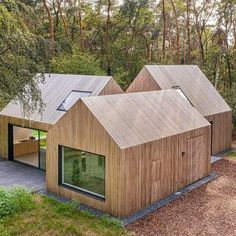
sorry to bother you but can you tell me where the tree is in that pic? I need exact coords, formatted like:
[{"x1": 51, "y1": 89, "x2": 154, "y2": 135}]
[
  {"x1": 170, "y1": 0, "x2": 180, "y2": 64},
  {"x1": 162, "y1": 0, "x2": 166, "y2": 60},
  {"x1": 43, "y1": 0, "x2": 55, "y2": 57},
  {"x1": 0, "y1": 0, "x2": 235, "y2": 125},
  {"x1": 51, "y1": 47, "x2": 105, "y2": 75},
  {"x1": 0, "y1": 0, "x2": 49, "y2": 117},
  {"x1": 186, "y1": 0, "x2": 191, "y2": 63}
]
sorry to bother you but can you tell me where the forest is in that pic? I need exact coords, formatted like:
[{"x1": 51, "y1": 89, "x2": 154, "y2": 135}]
[{"x1": 0, "y1": 0, "x2": 235, "y2": 125}]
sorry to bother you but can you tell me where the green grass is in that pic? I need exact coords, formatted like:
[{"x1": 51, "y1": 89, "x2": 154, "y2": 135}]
[
  {"x1": 0, "y1": 188, "x2": 128, "y2": 236},
  {"x1": 0, "y1": 187, "x2": 34, "y2": 218},
  {"x1": 227, "y1": 151, "x2": 236, "y2": 160}
]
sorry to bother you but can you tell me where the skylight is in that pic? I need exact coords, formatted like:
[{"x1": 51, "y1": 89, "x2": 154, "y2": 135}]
[
  {"x1": 57, "y1": 91, "x2": 91, "y2": 112},
  {"x1": 172, "y1": 86, "x2": 193, "y2": 105}
]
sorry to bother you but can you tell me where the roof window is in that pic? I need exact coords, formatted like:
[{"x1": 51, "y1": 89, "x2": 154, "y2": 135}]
[
  {"x1": 172, "y1": 86, "x2": 193, "y2": 106},
  {"x1": 57, "y1": 91, "x2": 91, "y2": 111}
]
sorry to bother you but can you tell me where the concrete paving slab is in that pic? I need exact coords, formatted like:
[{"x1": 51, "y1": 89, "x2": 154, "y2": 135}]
[{"x1": 0, "y1": 159, "x2": 46, "y2": 191}]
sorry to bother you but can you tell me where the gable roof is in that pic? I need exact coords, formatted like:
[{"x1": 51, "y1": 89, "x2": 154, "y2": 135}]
[
  {"x1": 143, "y1": 65, "x2": 231, "y2": 117},
  {"x1": 82, "y1": 90, "x2": 210, "y2": 149},
  {"x1": 0, "y1": 73, "x2": 119, "y2": 124}
]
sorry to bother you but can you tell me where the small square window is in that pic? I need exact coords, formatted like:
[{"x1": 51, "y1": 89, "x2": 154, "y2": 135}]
[{"x1": 57, "y1": 91, "x2": 91, "y2": 111}]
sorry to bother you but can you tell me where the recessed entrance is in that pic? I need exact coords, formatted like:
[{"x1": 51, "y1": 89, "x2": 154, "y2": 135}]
[
  {"x1": 8, "y1": 124, "x2": 47, "y2": 170},
  {"x1": 210, "y1": 121, "x2": 213, "y2": 155}
]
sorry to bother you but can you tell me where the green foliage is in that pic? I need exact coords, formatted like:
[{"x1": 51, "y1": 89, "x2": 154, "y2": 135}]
[
  {"x1": 101, "y1": 214, "x2": 123, "y2": 227},
  {"x1": 51, "y1": 48, "x2": 105, "y2": 75},
  {"x1": 0, "y1": 0, "x2": 49, "y2": 116},
  {"x1": 228, "y1": 152, "x2": 236, "y2": 160},
  {"x1": 222, "y1": 84, "x2": 236, "y2": 127},
  {"x1": 0, "y1": 186, "x2": 35, "y2": 218},
  {"x1": 68, "y1": 199, "x2": 80, "y2": 209},
  {"x1": 0, "y1": 194, "x2": 128, "y2": 235},
  {"x1": 0, "y1": 0, "x2": 236, "y2": 126}
]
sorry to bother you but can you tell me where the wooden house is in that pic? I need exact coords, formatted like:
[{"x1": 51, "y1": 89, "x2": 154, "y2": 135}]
[
  {"x1": 126, "y1": 65, "x2": 232, "y2": 154},
  {"x1": 46, "y1": 90, "x2": 211, "y2": 217},
  {"x1": 0, "y1": 74, "x2": 123, "y2": 169}
]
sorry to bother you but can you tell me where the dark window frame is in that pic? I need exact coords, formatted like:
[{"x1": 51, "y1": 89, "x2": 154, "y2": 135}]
[
  {"x1": 58, "y1": 145, "x2": 106, "y2": 201},
  {"x1": 57, "y1": 90, "x2": 92, "y2": 112}
]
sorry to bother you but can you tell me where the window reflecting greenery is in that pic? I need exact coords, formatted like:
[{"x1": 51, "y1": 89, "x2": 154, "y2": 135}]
[
  {"x1": 39, "y1": 131, "x2": 47, "y2": 171},
  {"x1": 61, "y1": 146, "x2": 105, "y2": 198}
]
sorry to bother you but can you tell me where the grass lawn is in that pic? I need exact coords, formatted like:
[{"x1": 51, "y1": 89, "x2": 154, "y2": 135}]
[
  {"x1": 0, "y1": 192, "x2": 129, "y2": 236},
  {"x1": 227, "y1": 151, "x2": 236, "y2": 160}
]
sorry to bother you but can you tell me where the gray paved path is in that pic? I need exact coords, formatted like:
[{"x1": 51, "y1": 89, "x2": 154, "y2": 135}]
[{"x1": 0, "y1": 159, "x2": 46, "y2": 191}]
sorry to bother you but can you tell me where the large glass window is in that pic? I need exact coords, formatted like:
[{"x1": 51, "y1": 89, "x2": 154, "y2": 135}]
[
  {"x1": 60, "y1": 146, "x2": 105, "y2": 199},
  {"x1": 57, "y1": 91, "x2": 91, "y2": 111}
]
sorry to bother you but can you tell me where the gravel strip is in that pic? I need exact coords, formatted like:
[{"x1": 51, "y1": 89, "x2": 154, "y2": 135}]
[{"x1": 127, "y1": 156, "x2": 236, "y2": 236}]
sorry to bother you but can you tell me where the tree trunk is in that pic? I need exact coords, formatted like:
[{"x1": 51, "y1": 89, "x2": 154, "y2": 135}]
[
  {"x1": 186, "y1": 0, "x2": 191, "y2": 63},
  {"x1": 56, "y1": 0, "x2": 69, "y2": 39},
  {"x1": 234, "y1": 20, "x2": 236, "y2": 50},
  {"x1": 170, "y1": 0, "x2": 180, "y2": 64},
  {"x1": 140, "y1": 34, "x2": 150, "y2": 61},
  {"x1": 225, "y1": 49, "x2": 232, "y2": 88},
  {"x1": 52, "y1": 2, "x2": 59, "y2": 39},
  {"x1": 195, "y1": 16, "x2": 204, "y2": 68},
  {"x1": 43, "y1": 0, "x2": 55, "y2": 57},
  {"x1": 77, "y1": 4, "x2": 85, "y2": 52},
  {"x1": 162, "y1": 0, "x2": 166, "y2": 60},
  {"x1": 105, "y1": 0, "x2": 111, "y2": 74},
  {"x1": 224, "y1": 25, "x2": 232, "y2": 88},
  {"x1": 214, "y1": 62, "x2": 220, "y2": 89}
]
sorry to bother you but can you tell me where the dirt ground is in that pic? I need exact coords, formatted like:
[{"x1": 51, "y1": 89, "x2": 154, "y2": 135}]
[{"x1": 127, "y1": 153, "x2": 236, "y2": 236}]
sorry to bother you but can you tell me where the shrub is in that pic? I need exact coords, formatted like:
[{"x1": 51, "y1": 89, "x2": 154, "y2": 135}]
[
  {"x1": 101, "y1": 214, "x2": 123, "y2": 227},
  {"x1": 0, "y1": 187, "x2": 35, "y2": 218},
  {"x1": 68, "y1": 199, "x2": 80, "y2": 209}
]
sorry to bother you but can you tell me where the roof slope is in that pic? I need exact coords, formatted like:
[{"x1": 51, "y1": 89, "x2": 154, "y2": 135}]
[
  {"x1": 0, "y1": 74, "x2": 115, "y2": 124},
  {"x1": 82, "y1": 90, "x2": 210, "y2": 149},
  {"x1": 145, "y1": 65, "x2": 231, "y2": 117}
]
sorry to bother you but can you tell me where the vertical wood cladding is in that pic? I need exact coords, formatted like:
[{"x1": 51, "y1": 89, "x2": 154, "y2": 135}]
[{"x1": 206, "y1": 111, "x2": 232, "y2": 154}]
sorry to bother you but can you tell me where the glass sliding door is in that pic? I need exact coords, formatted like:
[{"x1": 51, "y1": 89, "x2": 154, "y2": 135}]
[
  {"x1": 9, "y1": 124, "x2": 47, "y2": 170},
  {"x1": 39, "y1": 131, "x2": 47, "y2": 171},
  {"x1": 12, "y1": 126, "x2": 39, "y2": 167}
]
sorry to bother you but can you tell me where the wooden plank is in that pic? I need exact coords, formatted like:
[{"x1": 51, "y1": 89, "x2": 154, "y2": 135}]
[
  {"x1": 99, "y1": 78, "x2": 124, "y2": 95},
  {"x1": 14, "y1": 140, "x2": 38, "y2": 157},
  {"x1": 206, "y1": 111, "x2": 232, "y2": 154},
  {"x1": 126, "y1": 67, "x2": 160, "y2": 93},
  {"x1": 151, "y1": 160, "x2": 161, "y2": 182},
  {"x1": 120, "y1": 126, "x2": 211, "y2": 217}
]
